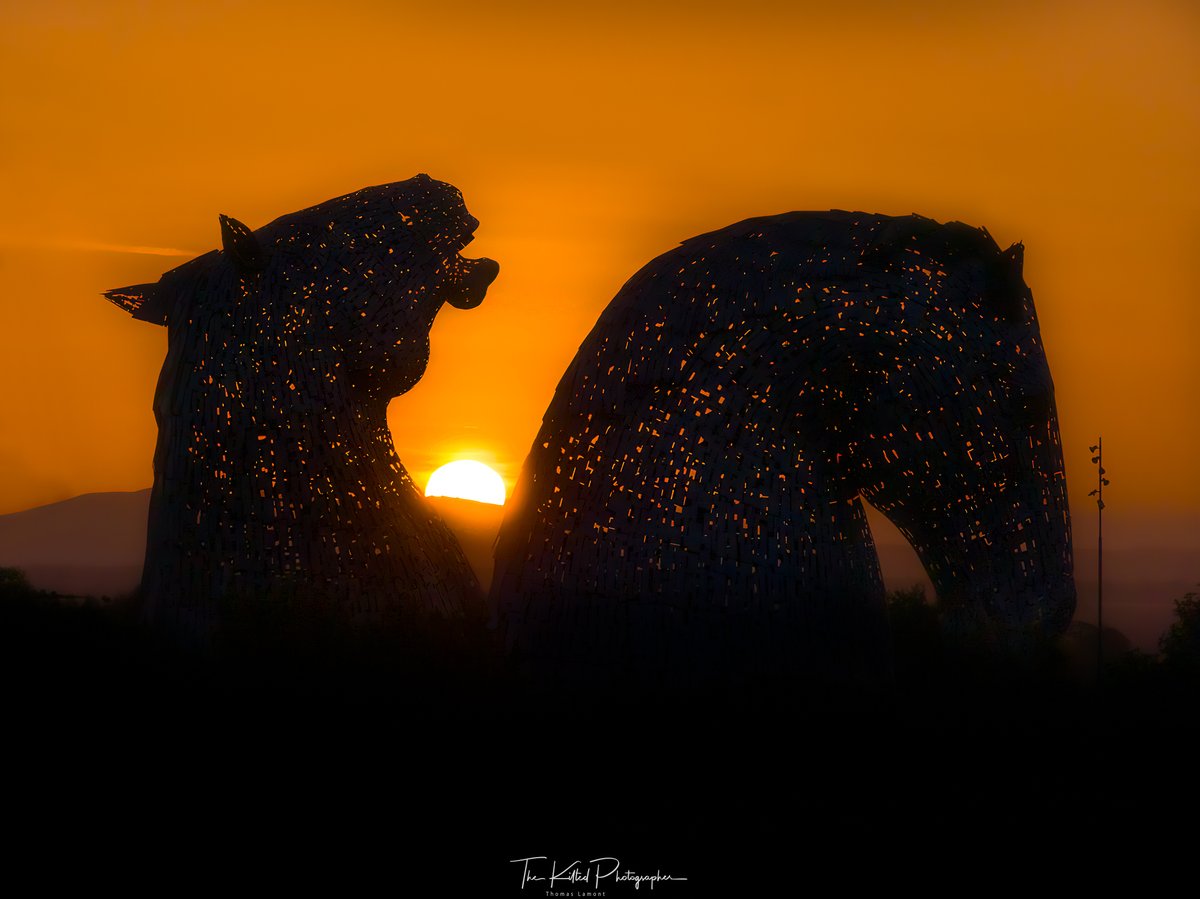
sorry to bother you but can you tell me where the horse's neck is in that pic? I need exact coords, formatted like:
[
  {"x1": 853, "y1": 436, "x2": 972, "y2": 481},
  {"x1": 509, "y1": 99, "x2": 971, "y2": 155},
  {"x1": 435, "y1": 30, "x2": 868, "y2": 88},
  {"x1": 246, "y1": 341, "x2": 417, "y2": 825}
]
[
  {"x1": 493, "y1": 269, "x2": 887, "y2": 624},
  {"x1": 151, "y1": 330, "x2": 413, "y2": 522},
  {"x1": 498, "y1": 347, "x2": 881, "y2": 606},
  {"x1": 520, "y1": 339, "x2": 855, "y2": 557},
  {"x1": 553, "y1": 285, "x2": 848, "y2": 490}
]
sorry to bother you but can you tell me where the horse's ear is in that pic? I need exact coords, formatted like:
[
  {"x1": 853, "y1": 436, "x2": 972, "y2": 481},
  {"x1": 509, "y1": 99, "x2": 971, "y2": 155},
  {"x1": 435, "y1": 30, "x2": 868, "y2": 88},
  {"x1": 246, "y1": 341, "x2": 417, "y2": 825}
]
[
  {"x1": 990, "y1": 241, "x2": 1030, "y2": 323},
  {"x1": 219, "y1": 214, "x2": 265, "y2": 274},
  {"x1": 1004, "y1": 241, "x2": 1024, "y2": 275},
  {"x1": 102, "y1": 282, "x2": 169, "y2": 326}
]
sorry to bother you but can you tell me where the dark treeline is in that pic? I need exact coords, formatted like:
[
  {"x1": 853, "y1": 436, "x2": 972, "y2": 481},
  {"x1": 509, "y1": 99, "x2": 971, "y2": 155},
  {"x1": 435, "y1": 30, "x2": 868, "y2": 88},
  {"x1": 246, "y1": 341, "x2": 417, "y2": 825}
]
[{"x1": 3, "y1": 567, "x2": 1197, "y2": 891}]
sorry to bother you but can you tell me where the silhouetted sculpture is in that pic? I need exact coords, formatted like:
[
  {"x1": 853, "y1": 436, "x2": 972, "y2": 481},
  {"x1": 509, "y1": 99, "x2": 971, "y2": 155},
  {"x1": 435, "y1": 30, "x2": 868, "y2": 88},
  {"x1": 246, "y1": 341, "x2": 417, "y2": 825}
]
[
  {"x1": 491, "y1": 211, "x2": 1075, "y2": 687},
  {"x1": 106, "y1": 175, "x2": 498, "y2": 644}
]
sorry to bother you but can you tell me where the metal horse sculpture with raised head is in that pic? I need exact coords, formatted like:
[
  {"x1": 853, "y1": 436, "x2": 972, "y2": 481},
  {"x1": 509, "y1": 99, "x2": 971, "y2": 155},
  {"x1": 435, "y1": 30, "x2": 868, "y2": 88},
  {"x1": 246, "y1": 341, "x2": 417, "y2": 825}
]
[
  {"x1": 106, "y1": 175, "x2": 499, "y2": 644},
  {"x1": 491, "y1": 211, "x2": 1074, "y2": 687}
]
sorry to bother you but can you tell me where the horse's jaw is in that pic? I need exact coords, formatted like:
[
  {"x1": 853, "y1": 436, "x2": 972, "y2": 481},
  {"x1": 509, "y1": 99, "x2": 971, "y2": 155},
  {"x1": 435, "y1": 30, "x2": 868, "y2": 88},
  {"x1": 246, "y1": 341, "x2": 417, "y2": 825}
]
[
  {"x1": 931, "y1": 539, "x2": 1077, "y2": 650},
  {"x1": 864, "y1": 438, "x2": 1077, "y2": 651}
]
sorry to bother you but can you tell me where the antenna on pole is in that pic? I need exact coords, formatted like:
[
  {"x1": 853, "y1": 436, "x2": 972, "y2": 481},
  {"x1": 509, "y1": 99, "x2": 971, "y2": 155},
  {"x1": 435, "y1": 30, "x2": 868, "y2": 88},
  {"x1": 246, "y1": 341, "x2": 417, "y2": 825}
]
[{"x1": 1088, "y1": 438, "x2": 1110, "y2": 679}]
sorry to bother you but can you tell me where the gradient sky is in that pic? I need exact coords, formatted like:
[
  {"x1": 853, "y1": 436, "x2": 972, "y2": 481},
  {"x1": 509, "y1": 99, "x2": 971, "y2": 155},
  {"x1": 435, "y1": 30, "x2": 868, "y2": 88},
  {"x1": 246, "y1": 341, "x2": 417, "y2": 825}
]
[{"x1": 1, "y1": 1, "x2": 1197, "y2": 642}]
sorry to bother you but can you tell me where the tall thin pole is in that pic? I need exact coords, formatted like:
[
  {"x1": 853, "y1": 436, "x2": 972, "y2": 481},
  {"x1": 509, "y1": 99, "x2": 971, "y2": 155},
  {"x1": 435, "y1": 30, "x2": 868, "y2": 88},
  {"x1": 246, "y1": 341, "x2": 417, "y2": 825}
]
[
  {"x1": 1089, "y1": 438, "x2": 1108, "y2": 677},
  {"x1": 1097, "y1": 437, "x2": 1103, "y2": 671}
]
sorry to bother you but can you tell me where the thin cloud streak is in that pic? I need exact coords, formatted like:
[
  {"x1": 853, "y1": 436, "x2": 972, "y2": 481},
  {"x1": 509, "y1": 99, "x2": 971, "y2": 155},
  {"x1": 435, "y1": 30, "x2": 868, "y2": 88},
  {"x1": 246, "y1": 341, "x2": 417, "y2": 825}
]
[{"x1": 0, "y1": 237, "x2": 198, "y2": 257}]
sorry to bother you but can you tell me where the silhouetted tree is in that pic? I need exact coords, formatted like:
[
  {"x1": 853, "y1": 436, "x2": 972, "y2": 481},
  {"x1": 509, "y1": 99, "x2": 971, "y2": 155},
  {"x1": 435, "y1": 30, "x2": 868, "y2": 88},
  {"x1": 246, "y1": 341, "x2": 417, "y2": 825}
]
[
  {"x1": 0, "y1": 566, "x2": 38, "y2": 598},
  {"x1": 1160, "y1": 586, "x2": 1200, "y2": 676}
]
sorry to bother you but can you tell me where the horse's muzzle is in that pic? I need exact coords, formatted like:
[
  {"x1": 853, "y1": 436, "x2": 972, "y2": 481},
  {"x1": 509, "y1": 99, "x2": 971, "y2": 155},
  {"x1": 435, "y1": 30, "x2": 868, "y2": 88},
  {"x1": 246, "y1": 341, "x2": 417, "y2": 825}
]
[{"x1": 447, "y1": 257, "x2": 500, "y2": 309}]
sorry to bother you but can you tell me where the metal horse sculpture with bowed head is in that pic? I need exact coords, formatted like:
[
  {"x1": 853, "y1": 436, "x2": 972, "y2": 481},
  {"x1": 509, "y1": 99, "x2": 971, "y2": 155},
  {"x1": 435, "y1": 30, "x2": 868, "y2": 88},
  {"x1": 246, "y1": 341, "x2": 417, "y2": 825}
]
[
  {"x1": 106, "y1": 175, "x2": 499, "y2": 646},
  {"x1": 491, "y1": 211, "x2": 1075, "y2": 688}
]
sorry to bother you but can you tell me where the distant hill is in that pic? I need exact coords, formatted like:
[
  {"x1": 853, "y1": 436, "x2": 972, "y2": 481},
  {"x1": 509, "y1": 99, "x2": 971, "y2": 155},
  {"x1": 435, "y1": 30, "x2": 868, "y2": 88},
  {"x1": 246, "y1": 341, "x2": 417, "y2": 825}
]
[
  {"x1": 425, "y1": 495, "x2": 505, "y2": 590},
  {"x1": 0, "y1": 490, "x2": 930, "y2": 601},
  {"x1": 0, "y1": 489, "x2": 506, "y2": 597},
  {"x1": 0, "y1": 490, "x2": 150, "y2": 597},
  {"x1": 3, "y1": 490, "x2": 1194, "y2": 653}
]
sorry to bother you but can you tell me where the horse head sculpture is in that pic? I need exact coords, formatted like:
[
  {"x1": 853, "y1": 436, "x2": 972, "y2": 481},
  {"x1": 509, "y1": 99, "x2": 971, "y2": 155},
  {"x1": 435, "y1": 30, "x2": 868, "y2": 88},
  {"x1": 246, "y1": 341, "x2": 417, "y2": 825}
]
[
  {"x1": 106, "y1": 175, "x2": 499, "y2": 644},
  {"x1": 491, "y1": 211, "x2": 1073, "y2": 687}
]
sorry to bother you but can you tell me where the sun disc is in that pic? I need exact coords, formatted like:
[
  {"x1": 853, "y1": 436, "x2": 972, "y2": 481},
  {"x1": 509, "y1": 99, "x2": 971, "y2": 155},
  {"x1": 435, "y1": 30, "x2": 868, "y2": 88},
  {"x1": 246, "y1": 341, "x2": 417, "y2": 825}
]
[{"x1": 424, "y1": 460, "x2": 506, "y2": 505}]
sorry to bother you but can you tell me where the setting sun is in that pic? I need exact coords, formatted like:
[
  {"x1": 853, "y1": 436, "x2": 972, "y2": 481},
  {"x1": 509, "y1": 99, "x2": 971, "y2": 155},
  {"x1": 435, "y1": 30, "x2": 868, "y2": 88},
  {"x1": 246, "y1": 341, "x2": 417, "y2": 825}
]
[{"x1": 424, "y1": 460, "x2": 506, "y2": 506}]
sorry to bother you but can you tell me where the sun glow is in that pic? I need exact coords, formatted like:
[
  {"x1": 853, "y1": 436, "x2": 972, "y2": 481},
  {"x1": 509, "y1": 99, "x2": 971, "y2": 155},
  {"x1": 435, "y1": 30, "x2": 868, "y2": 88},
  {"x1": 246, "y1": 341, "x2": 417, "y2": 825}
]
[{"x1": 425, "y1": 460, "x2": 506, "y2": 505}]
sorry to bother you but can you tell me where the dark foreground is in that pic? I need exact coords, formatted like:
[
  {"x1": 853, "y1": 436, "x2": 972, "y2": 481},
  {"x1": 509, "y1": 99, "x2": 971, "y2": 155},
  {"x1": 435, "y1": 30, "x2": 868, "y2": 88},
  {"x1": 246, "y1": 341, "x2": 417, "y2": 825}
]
[{"x1": 3, "y1": 579, "x2": 1196, "y2": 894}]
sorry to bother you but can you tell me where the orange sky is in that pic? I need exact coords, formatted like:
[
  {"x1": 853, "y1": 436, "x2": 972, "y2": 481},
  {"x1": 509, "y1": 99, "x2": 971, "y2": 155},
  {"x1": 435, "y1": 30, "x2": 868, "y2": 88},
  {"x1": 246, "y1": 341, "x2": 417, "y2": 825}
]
[{"x1": 1, "y1": 2, "x2": 1198, "y2": 629}]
